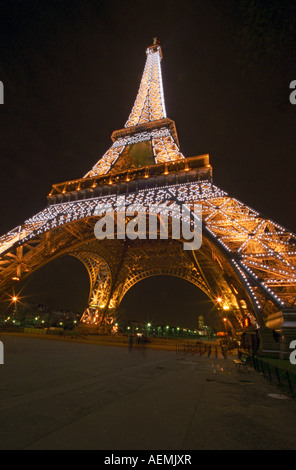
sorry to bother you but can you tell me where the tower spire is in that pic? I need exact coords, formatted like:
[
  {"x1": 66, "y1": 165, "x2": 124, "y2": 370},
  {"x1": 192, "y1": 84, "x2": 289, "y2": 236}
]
[
  {"x1": 125, "y1": 39, "x2": 167, "y2": 127},
  {"x1": 84, "y1": 40, "x2": 184, "y2": 177}
]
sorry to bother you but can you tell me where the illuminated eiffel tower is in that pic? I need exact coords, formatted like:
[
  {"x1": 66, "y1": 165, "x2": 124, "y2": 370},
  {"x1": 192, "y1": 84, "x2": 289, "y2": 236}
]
[{"x1": 0, "y1": 39, "x2": 296, "y2": 356}]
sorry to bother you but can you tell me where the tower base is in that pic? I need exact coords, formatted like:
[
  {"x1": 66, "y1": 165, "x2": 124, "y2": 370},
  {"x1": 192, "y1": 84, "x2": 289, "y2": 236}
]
[{"x1": 261, "y1": 310, "x2": 296, "y2": 359}]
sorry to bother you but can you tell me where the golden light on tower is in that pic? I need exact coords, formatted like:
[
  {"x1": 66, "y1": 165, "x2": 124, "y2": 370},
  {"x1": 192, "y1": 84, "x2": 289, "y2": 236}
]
[{"x1": 0, "y1": 40, "x2": 295, "y2": 354}]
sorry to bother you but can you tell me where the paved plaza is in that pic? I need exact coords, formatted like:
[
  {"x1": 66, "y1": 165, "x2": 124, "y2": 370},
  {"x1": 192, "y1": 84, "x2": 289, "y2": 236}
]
[{"x1": 0, "y1": 334, "x2": 295, "y2": 450}]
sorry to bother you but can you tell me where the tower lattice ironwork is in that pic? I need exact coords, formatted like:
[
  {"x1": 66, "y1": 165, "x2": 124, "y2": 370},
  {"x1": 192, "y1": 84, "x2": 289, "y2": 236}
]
[{"x1": 0, "y1": 40, "x2": 295, "y2": 356}]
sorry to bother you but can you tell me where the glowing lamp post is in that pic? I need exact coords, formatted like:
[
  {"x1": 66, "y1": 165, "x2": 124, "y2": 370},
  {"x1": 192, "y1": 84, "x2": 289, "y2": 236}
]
[{"x1": 11, "y1": 295, "x2": 19, "y2": 319}]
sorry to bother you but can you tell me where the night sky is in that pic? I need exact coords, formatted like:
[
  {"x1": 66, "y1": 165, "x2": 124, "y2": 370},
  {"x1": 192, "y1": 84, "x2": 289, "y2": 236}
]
[{"x1": 0, "y1": 1, "x2": 295, "y2": 327}]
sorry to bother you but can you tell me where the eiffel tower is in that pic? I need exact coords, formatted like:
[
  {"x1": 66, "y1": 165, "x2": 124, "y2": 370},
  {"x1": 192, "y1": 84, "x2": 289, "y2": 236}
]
[{"x1": 0, "y1": 39, "x2": 296, "y2": 357}]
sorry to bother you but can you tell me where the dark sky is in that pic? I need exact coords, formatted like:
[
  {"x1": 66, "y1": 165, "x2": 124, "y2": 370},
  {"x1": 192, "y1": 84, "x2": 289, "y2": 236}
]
[
  {"x1": 0, "y1": 1, "x2": 295, "y2": 325},
  {"x1": 118, "y1": 276, "x2": 223, "y2": 331}
]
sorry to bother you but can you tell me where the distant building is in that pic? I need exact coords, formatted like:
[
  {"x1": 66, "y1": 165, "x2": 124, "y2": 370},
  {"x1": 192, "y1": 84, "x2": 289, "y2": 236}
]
[{"x1": 198, "y1": 315, "x2": 204, "y2": 330}]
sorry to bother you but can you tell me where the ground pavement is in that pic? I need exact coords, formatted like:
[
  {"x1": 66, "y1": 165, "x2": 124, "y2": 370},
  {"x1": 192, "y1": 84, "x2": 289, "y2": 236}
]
[{"x1": 0, "y1": 334, "x2": 295, "y2": 450}]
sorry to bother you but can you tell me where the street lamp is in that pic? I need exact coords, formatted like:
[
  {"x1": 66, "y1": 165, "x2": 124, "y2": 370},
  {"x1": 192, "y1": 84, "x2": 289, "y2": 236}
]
[
  {"x1": 223, "y1": 317, "x2": 228, "y2": 335},
  {"x1": 146, "y1": 322, "x2": 152, "y2": 337},
  {"x1": 11, "y1": 295, "x2": 19, "y2": 319}
]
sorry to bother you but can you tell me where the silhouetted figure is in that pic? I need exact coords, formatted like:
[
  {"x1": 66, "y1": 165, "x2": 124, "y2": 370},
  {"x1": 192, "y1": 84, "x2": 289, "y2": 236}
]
[
  {"x1": 272, "y1": 330, "x2": 281, "y2": 343},
  {"x1": 128, "y1": 334, "x2": 134, "y2": 352}
]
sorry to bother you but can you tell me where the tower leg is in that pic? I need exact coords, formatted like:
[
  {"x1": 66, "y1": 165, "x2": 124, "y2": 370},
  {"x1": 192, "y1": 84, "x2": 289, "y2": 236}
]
[
  {"x1": 280, "y1": 326, "x2": 296, "y2": 360},
  {"x1": 261, "y1": 310, "x2": 296, "y2": 359},
  {"x1": 257, "y1": 327, "x2": 281, "y2": 357},
  {"x1": 79, "y1": 306, "x2": 115, "y2": 334},
  {"x1": 71, "y1": 252, "x2": 113, "y2": 333}
]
